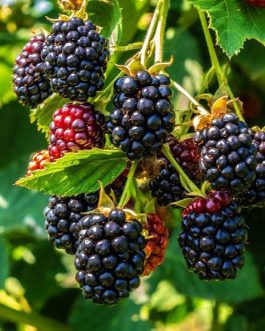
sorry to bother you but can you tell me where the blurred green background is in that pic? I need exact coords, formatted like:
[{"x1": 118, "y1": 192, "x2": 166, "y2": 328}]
[{"x1": 1, "y1": 0, "x2": 265, "y2": 330}]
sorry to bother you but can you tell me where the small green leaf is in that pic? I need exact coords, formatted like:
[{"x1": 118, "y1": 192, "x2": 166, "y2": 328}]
[
  {"x1": 87, "y1": 0, "x2": 123, "y2": 45},
  {"x1": 169, "y1": 198, "x2": 194, "y2": 209},
  {"x1": 148, "y1": 57, "x2": 174, "y2": 75},
  {"x1": 30, "y1": 94, "x2": 68, "y2": 137},
  {"x1": 16, "y1": 149, "x2": 127, "y2": 196}
]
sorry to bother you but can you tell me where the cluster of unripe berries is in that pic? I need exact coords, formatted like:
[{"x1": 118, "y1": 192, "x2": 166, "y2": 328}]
[{"x1": 13, "y1": 10, "x2": 265, "y2": 306}]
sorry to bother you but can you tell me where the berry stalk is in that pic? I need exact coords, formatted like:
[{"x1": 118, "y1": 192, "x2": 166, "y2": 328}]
[
  {"x1": 118, "y1": 161, "x2": 138, "y2": 208},
  {"x1": 154, "y1": 0, "x2": 170, "y2": 63}
]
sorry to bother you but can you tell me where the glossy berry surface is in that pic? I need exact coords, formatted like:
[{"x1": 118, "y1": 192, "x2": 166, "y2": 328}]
[
  {"x1": 195, "y1": 113, "x2": 257, "y2": 195},
  {"x1": 75, "y1": 208, "x2": 145, "y2": 305},
  {"x1": 149, "y1": 161, "x2": 184, "y2": 206},
  {"x1": 246, "y1": 0, "x2": 265, "y2": 6},
  {"x1": 108, "y1": 71, "x2": 175, "y2": 160},
  {"x1": 41, "y1": 17, "x2": 109, "y2": 101},
  {"x1": 44, "y1": 193, "x2": 99, "y2": 254},
  {"x1": 237, "y1": 130, "x2": 265, "y2": 207},
  {"x1": 13, "y1": 34, "x2": 52, "y2": 107},
  {"x1": 48, "y1": 103, "x2": 105, "y2": 160},
  {"x1": 27, "y1": 150, "x2": 50, "y2": 176},
  {"x1": 143, "y1": 214, "x2": 169, "y2": 276},
  {"x1": 178, "y1": 191, "x2": 247, "y2": 280}
]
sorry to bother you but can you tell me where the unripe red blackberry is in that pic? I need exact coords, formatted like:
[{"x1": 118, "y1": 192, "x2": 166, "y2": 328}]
[
  {"x1": 149, "y1": 161, "x2": 185, "y2": 206},
  {"x1": 13, "y1": 34, "x2": 52, "y2": 107},
  {"x1": 237, "y1": 130, "x2": 265, "y2": 207},
  {"x1": 41, "y1": 17, "x2": 109, "y2": 101},
  {"x1": 75, "y1": 208, "x2": 146, "y2": 305},
  {"x1": 108, "y1": 71, "x2": 175, "y2": 160},
  {"x1": 245, "y1": 0, "x2": 265, "y2": 6},
  {"x1": 178, "y1": 191, "x2": 247, "y2": 280},
  {"x1": 195, "y1": 113, "x2": 257, "y2": 195},
  {"x1": 27, "y1": 150, "x2": 50, "y2": 176},
  {"x1": 48, "y1": 102, "x2": 105, "y2": 160},
  {"x1": 168, "y1": 136, "x2": 201, "y2": 180},
  {"x1": 44, "y1": 193, "x2": 98, "y2": 254},
  {"x1": 143, "y1": 214, "x2": 169, "y2": 276}
]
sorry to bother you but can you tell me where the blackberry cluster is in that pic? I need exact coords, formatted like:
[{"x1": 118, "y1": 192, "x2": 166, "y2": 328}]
[
  {"x1": 195, "y1": 113, "x2": 257, "y2": 195},
  {"x1": 75, "y1": 209, "x2": 146, "y2": 305},
  {"x1": 143, "y1": 214, "x2": 169, "y2": 276},
  {"x1": 27, "y1": 150, "x2": 50, "y2": 176},
  {"x1": 13, "y1": 34, "x2": 52, "y2": 107},
  {"x1": 108, "y1": 71, "x2": 175, "y2": 160},
  {"x1": 44, "y1": 193, "x2": 98, "y2": 254},
  {"x1": 237, "y1": 130, "x2": 265, "y2": 207},
  {"x1": 246, "y1": 0, "x2": 265, "y2": 7},
  {"x1": 149, "y1": 161, "x2": 184, "y2": 206},
  {"x1": 48, "y1": 103, "x2": 105, "y2": 160},
  {"x1": 168, "y1": 136, "x2": 201, "y2": 180},
  {"x1": 41, "y1": 17, "x2": 109, "y2": 101},
  {"x1": 178, "y1": 191, "x2": 247, "y2": 280}
]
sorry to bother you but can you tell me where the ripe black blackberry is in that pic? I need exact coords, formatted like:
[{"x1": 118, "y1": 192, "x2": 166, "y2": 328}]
[
  {"x1": 44, "y1": 193, "x2": 98, "y2": 254},
  {"x1": 237, "y1": 130, "x2": 265, "y2": 207},
  {"x1": 195, "y1": 113, "x2": 257, "y2": 195},
  {"x1": 149, "y1": 160, "x2": 185, "y2": 206},
  {"x1": 41, "y1": 17, "x2": 109, "y2": 101},
  {"x1": 178, "y1": 191, "x2": 247, "y2": 280},
  {"x1": 48, "y1": 103, "x2": 105, "y2": 160},
  {"x1": 108, "y1": 71, "x2": 175, "y2": 160},
  {"x1": 13, "y1": 34, "x2": 52, "y2": 107},
  {"x1": 75, "y1": 208, "x2": 146, "y2": 305}
]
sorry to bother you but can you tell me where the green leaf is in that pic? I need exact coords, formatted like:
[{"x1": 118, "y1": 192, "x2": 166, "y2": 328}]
[
  {"x1": 0, "y1": 238, "x2": 10, "y2": 288},
  {"x1": 153, "y1": 227, "x2": 263, "y2": 303},
  {"x1": 0, "y1": 156, "x2": 47, "y2": 234},
  {"x1": 189, "y1": 0, "x2": 265, "y2": 57},
  {"x1": 87, "y1": 0, "x2": 123, "y2": 44},
  {"x1": 16, "y1": 149, "x2": 127, "y2": 196},
  {"x1": 69, "y1": 298, "x2": 152, "y2": 331},
  {"x1": 30, "y1": 94, "x2": 68, "y2": 137},
  {"x1": 169, "y1": 198, "x2": 194, "y2": 208}
]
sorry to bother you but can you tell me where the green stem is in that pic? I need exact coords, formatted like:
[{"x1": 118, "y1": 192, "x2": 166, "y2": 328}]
[
  {"x1": 118, "y1": 161, "x2": 138, "y2": 208},
  {"x1": 198, "y1": 10, "x2": 245, "y2": 122},
  {"x1": 140, "y1": 0, "x2": 164, "y2": 66},
  {"x1": 154, "y1": 0, "x2": 170, "y2": 63},
  {"x1": 198, "y1": 10, "x2": 223, "y2": 86},
  {"x1": 162, "y1": 144, "x2": 204, "y2": 196},
  {"x1": 113, "y1": 42, "x2": 143, "y2": 52},
  {"x1": 0, "y1": 303, "x2": 70, "y2": 331}
]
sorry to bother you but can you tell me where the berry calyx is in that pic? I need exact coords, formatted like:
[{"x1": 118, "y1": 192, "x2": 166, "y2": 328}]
[
  {"x1": 41, "y1": 17, "x2": 109, "y2": 101},
  {"x1": 108, "y1": 71, "x2": 175, "y2": 160},
  {"x1": 75, "y1": 208, "x2": 146, "y2": 305},
  {"x1": 178, "y1": 191, "x2": 247, "y2": 280},
  {"x1": 48, "y1": 102, "x2": 105, "y2": 160},
  {"x1": 27, "y1": 150, "x2": 51, "y2": 176},
  {"x1": 143, "y1": 214, "x2": 169, "y2": 276},
  {"x1": 13, "y1": 34, "x2": 52, "y2": 107}
]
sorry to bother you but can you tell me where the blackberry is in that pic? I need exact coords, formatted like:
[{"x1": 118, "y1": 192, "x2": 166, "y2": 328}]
[
  {"x1": 195, "y1": 113, "x2": 257, "y2": 195},
  {"x1": 27, "y1": 150, "x2": 50, "y2": 176},
  {"x1": 108, "y1": 71, "x2": 175, "y2": 160},
  {"x1": 75, "y1": 208, "x2": 146, "y2": 304},
  {"x1": 246, "y1": 0, "x2": 265, "y2": 7},
  {"x1": 41, "y1": 17, "x2": 109, "y2": 101},
  {"x1": 237, "y1": 130, "x2": 265, "y2": 207},
  {"x1": 48, "y1": 102, "x2": 105, "y2": 160},
  {"x1": 13, "y1": 34, "x2": 52, "y2": 107},
  {"x1": 178, "y1": 191, "x2": 247, "y2": 280},
  {"x1": 168, "y1": 136, "x2": 201, "y2": 180},
  {"x1": 149, "y1": 161, "x2": 185, "y2": 206},
  {"x1": 143, "y1": 214, "x2": 169, "y2": 276},
  {"x1": 44, "y1": 193, "x2": 98, "y2": 254}
]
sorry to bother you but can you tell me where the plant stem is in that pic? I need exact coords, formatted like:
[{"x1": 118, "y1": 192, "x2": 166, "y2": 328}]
[
  {"x1": 162, "y1": 144, "x2": 204, "y2": 196},
  {"x1": 0, "y1": 303, "x2": 70, "y2": 331},
  {"x1": 172, "y1": 81, "x2": 209, "y2": 115},
  {"x1": 118, "y1": 161, "x2": 138, "y2": 208},
  {"x1": 113, "y1": 42, "x2": 143, "y2": 52},
  {"x1": 198, "y1": 10, "x2": 245, "y2": 122},
  {"x1": 154, "y1": 0, "x2": 170, "y2": 63},
  {"x1": 140, "y1": 0, "x2": 164, "y2": 66}
]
